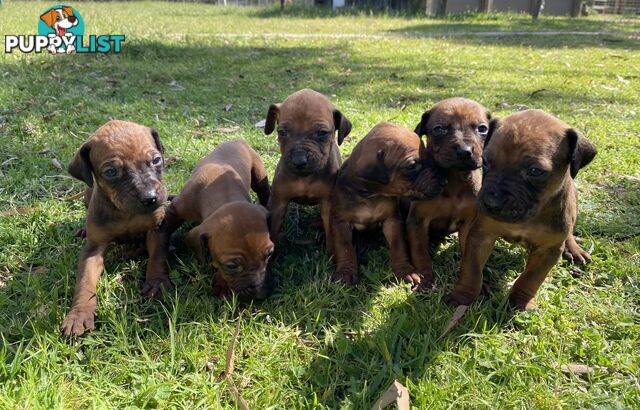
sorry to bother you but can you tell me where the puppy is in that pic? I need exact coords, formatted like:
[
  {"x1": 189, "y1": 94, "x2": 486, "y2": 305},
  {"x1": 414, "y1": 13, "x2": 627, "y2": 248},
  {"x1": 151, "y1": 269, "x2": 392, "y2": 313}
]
[
  {"x1": 406, "y1": 98, "x2": 493, "y2": 288},
  {"x1": 264, "y1": 89, "x2": 351, "y2": 255},
  {"x1": 445, "y1": 110, "x2": 596, "y2": 310},
  {"x1": 144, "y1": 140, "x2": 273, "y2": 301},
  {"x1": 330, "y1": 123, "x2": 444, "y2": 286},
  {"x1": 62, "y1": 120, "x2": 167, "y2": 336}
]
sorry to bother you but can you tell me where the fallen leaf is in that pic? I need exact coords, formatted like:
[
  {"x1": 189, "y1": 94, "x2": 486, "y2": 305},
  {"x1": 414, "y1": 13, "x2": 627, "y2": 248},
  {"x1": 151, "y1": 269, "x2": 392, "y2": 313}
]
[
  {"x1": 51, "y1": 158, "x2": 63, "y2": 171},
  {"x1": 65, "y1": 191, "x2": 85, "y2": 201},
  {"x1": 0, "y1": 206, "x2": 35, "y2": 217},
  {"x1": 560, "y1": 363, "x2": 603, "y2": 375},
  {"x1": 372, "y1": 380, "x2": 410, "y2": 410},
  {"x1": 255, "y1": 119, "x2": 266, "y2": 128},
  {"x1": 205, "y1": 356, "x2": 218, "y2": 371},
  {"x1": 601, "y1": 84, "x2": 618, "y2": 91},
  {"x1": 224, "y1": 104, "x2": 233, "y2": 112},
  {"x1": 213, "y1": 126, "x2": 240, "y2": 134},
  {"x1": 168, "y1": 80, "x2": 185, "y2": 91},
  {"x1": 438, "y1": 305, "x2": 469, "y2": 340},
  {"x1": 1, "y1": 157, "x2": 18, "y2": 167},
  {"x1": 224, "y1": 318, "x2": 248, "y2": 410}
]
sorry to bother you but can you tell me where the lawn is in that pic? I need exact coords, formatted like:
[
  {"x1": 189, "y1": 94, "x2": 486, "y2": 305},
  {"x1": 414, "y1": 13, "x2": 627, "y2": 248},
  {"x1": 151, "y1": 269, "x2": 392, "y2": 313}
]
[{"x1": 0, "y1": 2, "x2": 639, "y2": 408}]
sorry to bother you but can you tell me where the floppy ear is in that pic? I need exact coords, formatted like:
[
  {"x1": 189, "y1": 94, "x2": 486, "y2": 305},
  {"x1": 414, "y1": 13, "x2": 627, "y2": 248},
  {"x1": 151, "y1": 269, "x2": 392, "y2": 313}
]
[
  {"x1": 485, "y1": 118, "x2": 499, "y2": 148},
  {"x1": 356, "y1": 149, "x2": 390, "y2": 185},
  {"x1": 333, "y1": 109, "x2": 352, "y2": 145},
  {"x1": 40, "y1": 10, "x2": 56, "y2": 28},
  {"x1": 150, "y1": 128, "x2": 164, "y2": 154},
  {"x1": 264, "y1": 103, "x2": 280, "y2": 135},
  {"x1": 68, "y1": 142, "x2": 93, "y2": 188},
  {"x1": 62, "y1": 6, "x2": 74, "y2": 17},
  {"x1": 414, "y1": 110, "x2": 430, "y2": 138},
  {"x1": 566, "y1": 128, "x2": 596, "y2": 178},
  {"x1": 186, "y1": 226, "x2": 208, "y2": 265}
]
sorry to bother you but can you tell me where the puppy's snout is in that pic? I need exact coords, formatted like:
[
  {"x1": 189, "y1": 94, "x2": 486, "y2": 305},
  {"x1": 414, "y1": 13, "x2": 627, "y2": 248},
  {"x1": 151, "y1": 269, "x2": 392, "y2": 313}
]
[
  {"x1": 455, "y1": 145, "x2": 473, "y2": 159},
  {"x1": 480, "y1": 190, "x2": 504, "y2": 212},
  {"x1": 139, "y1": 190, "x2": 159, "y2": 207},
  {"x1": 291, "y1": 150, "x2": 309, "y2": 169}
]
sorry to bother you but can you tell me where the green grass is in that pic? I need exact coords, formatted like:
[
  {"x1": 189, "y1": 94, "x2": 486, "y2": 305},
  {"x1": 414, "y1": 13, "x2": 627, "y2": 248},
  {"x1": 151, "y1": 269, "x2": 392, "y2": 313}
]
[{"x1": 1, "y1": 2, "x2": 639, "y2": 408}]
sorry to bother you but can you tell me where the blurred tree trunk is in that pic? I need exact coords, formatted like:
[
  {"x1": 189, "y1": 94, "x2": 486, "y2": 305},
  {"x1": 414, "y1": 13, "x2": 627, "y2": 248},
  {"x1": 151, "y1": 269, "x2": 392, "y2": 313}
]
[
  {"x1": 436, "y1": 0, "x2": 447, "y2": 15},
  {"x1": 532, "y1": 0, "x2": 545, "y2": 19}
]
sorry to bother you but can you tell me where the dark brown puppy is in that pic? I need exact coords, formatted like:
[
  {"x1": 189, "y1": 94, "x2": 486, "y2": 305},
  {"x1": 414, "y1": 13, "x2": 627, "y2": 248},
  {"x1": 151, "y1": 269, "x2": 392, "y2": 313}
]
[
  {"x1": 62, "y1": 120, "x2": 167, "y2": 336},
  {"x1": 446, "y1": 110, "x2": 596, "y2": 310},
  {"x1": 144, "y1": 140, "x2": 274, "y2": 301},
  {"x1": 265, "y1": 89, "x2": 351, "y2": 255},
  {"x1": 330, "y1": 123, "x2": 444, "y2": 286},
  {"x1": 407, "y1": 98, "x2": 493, "y2": 288}
]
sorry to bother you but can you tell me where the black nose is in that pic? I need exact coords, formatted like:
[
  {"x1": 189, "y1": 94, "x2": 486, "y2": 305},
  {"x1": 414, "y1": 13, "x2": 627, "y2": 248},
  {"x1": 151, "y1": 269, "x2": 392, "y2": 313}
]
[
  {"x1": 481, "y1": 191, "x2": 504, "y2": 212},
  {"x1": 68, "y1": 16, "x2": 77, "y2": 23},
  {"x1": 455, "y1": 145, "x2": 473, "y2": 159},
  {"x1": 140, "y1": 191, "x2": 159, "y2": 207},
  {"x1": 291, "y1": 151, "x2": 308, "y2": 168}
]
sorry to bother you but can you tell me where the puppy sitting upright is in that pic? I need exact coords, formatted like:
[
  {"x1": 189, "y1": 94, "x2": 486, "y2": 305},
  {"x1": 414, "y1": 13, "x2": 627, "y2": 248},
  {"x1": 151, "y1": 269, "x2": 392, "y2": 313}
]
[
  {"x1": 330, "y1": 123, "x2": 444, "y2": 286},
  {"x1": 62, "y1": 120, "x2": 167, "y2": 336},
  {"x1": 144, "y1": 140, "x2": 274, "y2": 301},
  {"x1": 265, "y1": 89, "x2": 351, "y2": 254},
  {"x1": 407, "y1": 98, "x2": 493, "y2": 288},
  {"x1": 446, "y1": 110, "x2": 596, "y2": 310}
]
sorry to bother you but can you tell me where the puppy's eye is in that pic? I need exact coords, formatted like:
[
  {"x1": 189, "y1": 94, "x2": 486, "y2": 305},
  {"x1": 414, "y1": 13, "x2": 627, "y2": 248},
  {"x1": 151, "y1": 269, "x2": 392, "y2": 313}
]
[
  {"x1": 152, "y1": 155, "x2": 163, "y2": 166},
  {"x1": 477, "y1": 124, "x2": 488, "y2": 134},
  {"x1": 103, "y1": 167, "x2": 118, "y2": 178},
  {"x1": 277, "y1": 129, "x2": 288, "y2": 138},
  {"x1": 224, "y1": 261, "x2": 242, "y2": 273},
  {"x1": 527, "y1": 167, "x2": 546, "y2": 177},
  {"x1": 432, "y1": 125, "x2": 444, "y2": 133},
  {"x1": 404, "y1": 160, "x2": 422, "y2": 172},
  {"x1": 315, "y1": 130, "x2": 331, "y2": 140}
]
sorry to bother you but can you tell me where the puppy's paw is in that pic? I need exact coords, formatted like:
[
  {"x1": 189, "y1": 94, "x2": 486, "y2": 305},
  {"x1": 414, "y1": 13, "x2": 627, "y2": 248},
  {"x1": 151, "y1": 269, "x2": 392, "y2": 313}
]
[
  {"x1": 443, "y1": 289, "x2": 478, "y2": 307},
  {"x1": 331, "y1": 269, "x2": 360, "y2": 285},
  {"x1": 141, "y1": 277, "x2": 173, "y2": 299},
  {"x1": 61, "y1": 307, "x2": 95, "y2": 337},
  {"x1": 563, "y1": 244, "x2": 592, "y2": 265},
  {"x1": 213, "y1": 277, "x2": 232, "y2": 299},
  {"x1": 508, "y1": 294, "x2": 537, "y2": 311},
  {"x1": 394, "y1": 269, "x2": 434, "y2": 291}
]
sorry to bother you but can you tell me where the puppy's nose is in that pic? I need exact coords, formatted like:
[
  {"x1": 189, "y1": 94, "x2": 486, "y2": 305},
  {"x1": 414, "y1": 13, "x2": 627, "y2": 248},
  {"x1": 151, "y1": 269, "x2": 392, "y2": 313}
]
[
  {"x1": 481, "y1": 191, "x2": 504, "y2": 212},
  {"x1": 68, "y1": 16, "x2": 77, "y2": 23},
  {"x1": 291, "y1": 151, "x2": 308, "y2": 169},
  {"x1": 455, "y1": 145, "x2": 473, "y2": 159},
  {"x1": 139, "y1": 191, "x2": 159, "y2": 207}
]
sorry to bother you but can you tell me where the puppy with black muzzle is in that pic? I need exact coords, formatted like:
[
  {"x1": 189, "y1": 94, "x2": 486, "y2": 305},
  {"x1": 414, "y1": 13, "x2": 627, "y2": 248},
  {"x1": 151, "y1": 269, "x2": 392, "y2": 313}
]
[
  {"x1": 144, "y1": 140, "x2": 274, "y2": 302},
  {"x1": 445, "y1": 110, "x2": 596, "y2": 310},
  {"x1": 264, "y1": 89, "x2": 351, "y2": 255},
  {"x1": 62, "y1": 120, "x2": 167, "y2": 336},
  {"x1": 406, "y1": 98, "x2": 494, "y2": 289},
  {"x1": 330, "y1": 123, "x2": 444, "y2": 286}
]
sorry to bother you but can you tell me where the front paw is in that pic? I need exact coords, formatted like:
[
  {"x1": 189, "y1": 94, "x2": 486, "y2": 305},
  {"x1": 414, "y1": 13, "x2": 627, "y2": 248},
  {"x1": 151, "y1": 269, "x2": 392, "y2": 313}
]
[
  {"x1": 141, "y1": 276, "x2": 174, "y2": 299},
  {"x1": 563, "y1": 246, "x2": 592, "y2": 265},
  {"x1": 508, "y1": 293, "x2": 537, "y2": 311},
  {"x1": 331, "y1": 268, "x2": 360, "y2": 285},
  {"x1": 443, "y1": 288, "x2": 478, "y2": 307},
  {"x1": 61, "y1": 307, "x2": 95, "y2": 337},
  {"x1": 394, "y1": 269, "x2": 434, "y2": 290}
]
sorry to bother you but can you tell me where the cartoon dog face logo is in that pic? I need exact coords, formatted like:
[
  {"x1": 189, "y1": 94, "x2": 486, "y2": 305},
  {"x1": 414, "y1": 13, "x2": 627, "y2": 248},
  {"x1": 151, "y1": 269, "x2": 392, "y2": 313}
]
[{"x1": 40, "y1": 6, "x2": 78, "y2": 36}]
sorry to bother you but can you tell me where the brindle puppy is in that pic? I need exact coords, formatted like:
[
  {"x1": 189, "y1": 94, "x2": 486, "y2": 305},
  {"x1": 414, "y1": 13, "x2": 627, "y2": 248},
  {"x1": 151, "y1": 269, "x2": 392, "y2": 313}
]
[
  {"x1": 265, "y1": 88, "x2": 351, "y2": 255},
  {"x1": 406, "y1": 98, "x2": 494, "y2": 288},
  {"x1": 445, "y1": 110, "x2": 596, "y2": 310},
  {"x1": 330, "y1": 123, "x2": 444, "y2": 286},
  {"x1": 62, "y1": 120, "x2": 167, "y2": 336}
]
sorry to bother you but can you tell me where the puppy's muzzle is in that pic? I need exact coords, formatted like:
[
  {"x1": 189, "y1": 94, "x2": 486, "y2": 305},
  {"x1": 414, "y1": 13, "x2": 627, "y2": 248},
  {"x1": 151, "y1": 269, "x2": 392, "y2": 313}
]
[
  {"x1": 139, "y1": 190, "x2": 160, "y2": 208},
  {"x1": 68, "y1": 15, "x2": 77, "y2": 24},
  {"x1": 479, "y1": 188, "x2": 532, "y2": 223},
  {"x1": 229, "y1": 270, "x2": 274, "y2": 302},
  {"x1": 290, "y1": 149, "x2": 309, "y2": 170}
]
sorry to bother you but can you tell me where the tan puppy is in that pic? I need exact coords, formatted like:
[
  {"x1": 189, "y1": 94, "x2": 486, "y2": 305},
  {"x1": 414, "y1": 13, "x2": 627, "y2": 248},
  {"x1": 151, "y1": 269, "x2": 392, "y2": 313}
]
[
  {"x1": 62, "y1": 120, "x2": 167, "y2": 336},
  {"x1": 264, "y1": 89, "x2": 351, "y2": 254},
  {"x1": 144, "y1": 140, "x2": 274, "y2": 301},
  {"x1": 330, "y1": 123, "x2": 445, "y2": 286},
  {"x1": 445, "y1": 110, "x2": 596, "y2": 310},
  {"x1": 407, "y1": 98, "x2": 493, "y2": 288}
]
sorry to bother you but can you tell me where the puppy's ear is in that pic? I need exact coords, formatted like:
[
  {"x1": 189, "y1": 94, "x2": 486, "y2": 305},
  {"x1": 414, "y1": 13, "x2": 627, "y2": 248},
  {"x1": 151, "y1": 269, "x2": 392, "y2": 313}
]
[
  {"x1": 414, "y1": 110, "x2": 430, "y2": 138},
  {"x1": 62, "y1": 6, "x2": 74, "y2": 17},
  {"x1": 150, "y1": 128, "x2": 164, "y2": 154},
  {"x1": 68, "y1": 142, "x2": 93, "y2": 188},
  {"x1": 40, "y1": 10, "x2": 56, "y2": 28},
  {"x1": 264, "y1": 103, "x2": 280, "y2": 135},
  {"x1": 186, "y1": 226, "x2": 208, "y2": 265},
  {"x1": 356, "y1": 149, "x2": 390, "y2": 185},
  {"x1": 486, "y1": 118, "x2": 499, "y2": 148},
  {"x1": 333, "y1": 109, "x2": 352, "y2": 145},
  {"x1": 566, "y1": 128, "x2": 596, "y2": 178}
]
